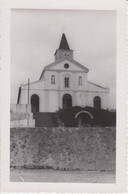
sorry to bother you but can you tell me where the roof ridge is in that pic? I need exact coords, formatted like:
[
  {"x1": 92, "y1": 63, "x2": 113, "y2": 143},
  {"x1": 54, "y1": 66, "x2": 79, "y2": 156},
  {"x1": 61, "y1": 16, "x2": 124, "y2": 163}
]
[{"x1": 88, "y1": 81, "x2": 109, "y2": 89}]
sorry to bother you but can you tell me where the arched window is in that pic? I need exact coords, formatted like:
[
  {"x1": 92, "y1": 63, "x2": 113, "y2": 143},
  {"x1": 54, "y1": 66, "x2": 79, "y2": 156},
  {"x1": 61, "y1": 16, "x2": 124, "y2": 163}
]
[
  {"x1": 78, "y1": 76, "x2": 82, "y2": 86},
  {"x1": 94, "y1": 96, "x2": 101, "y2": 109},
  {"x1": 51, "y1": 75, "x2": 55, "y2": 84}
]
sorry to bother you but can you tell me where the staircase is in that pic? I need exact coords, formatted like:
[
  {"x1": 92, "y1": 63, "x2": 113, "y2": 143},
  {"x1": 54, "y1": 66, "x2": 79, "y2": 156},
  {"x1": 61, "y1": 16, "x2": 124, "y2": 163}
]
[{"x1": 33, "y1": 112, "x2": 59, "y2": 127}]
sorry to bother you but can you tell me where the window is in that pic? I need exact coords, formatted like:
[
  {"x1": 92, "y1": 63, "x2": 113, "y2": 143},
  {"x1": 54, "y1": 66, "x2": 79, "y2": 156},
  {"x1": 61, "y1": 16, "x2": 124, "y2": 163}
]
[
  {"x1": 78, "y1": 76, "x2": 82, "y2": 86},
  {"x1": 64, "y1": 63, "x2": 69, "y2": 69},
  {"x1": 64, "y1": 53, "x2": 69, "y2": 57},
  {"x1": 51, "y1": 75, "x2": 55, "y2": 84},
  {"x1": 64, "y1": 77, "x2": 69, "y2": 88}
]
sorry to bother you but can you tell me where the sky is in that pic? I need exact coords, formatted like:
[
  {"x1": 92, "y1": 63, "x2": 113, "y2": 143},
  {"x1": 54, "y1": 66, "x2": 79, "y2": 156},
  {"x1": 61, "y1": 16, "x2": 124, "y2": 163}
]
[{"x1": 11, "y1": 9, "x2": 116, "y2": 108}]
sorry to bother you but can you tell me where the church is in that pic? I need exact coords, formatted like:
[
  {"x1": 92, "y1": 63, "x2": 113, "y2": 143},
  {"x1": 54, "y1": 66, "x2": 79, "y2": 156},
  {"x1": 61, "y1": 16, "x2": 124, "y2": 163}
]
[{"x1": 17, "y1": 33, "x2": 109, "y2": 114}]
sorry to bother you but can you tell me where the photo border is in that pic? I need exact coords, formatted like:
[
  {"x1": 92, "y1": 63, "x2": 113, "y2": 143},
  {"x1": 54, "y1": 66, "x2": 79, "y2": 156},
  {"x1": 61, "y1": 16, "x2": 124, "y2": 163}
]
[{"x1": 0, "y1": 0, "x2": 127, "y2": 192}]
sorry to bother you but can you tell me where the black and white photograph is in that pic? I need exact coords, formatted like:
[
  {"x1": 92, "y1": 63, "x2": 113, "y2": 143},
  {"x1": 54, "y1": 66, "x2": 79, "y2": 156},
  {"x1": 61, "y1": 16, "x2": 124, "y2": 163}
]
[
  {"x1": 0, "y1": 0, "x2": 127, "y2": 193},
  {"x1": 10, "y1": 8, "x2": 116, "y2": 183}
]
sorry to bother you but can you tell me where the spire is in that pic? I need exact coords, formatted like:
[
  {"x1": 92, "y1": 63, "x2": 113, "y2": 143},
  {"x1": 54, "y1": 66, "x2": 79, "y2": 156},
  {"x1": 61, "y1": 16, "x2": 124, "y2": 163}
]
[
  {"x1": 59, "y1": 33, "x2": 70, "y2": 50},
  {"x1": 54, "y1": 33, "x2": 73, "y2": 61}
]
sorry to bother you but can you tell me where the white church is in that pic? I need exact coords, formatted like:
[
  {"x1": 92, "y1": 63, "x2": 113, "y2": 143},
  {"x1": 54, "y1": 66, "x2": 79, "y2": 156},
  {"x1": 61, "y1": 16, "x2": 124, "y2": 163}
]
[{"x1": 17, "y1": 33, "x2": 109, "y2": 113}]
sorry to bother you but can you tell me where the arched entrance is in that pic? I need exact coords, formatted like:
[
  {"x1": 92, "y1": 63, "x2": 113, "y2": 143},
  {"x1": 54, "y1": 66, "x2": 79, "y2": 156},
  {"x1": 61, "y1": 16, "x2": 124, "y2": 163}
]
[
  {"x1": 63, "y1": 94, "x2": 72, "y2": 108},
  {"x1": 75, "y1": 111, "x2": 93, "y2": 127},
  {"x1": 31, "y1": 94, "x2": 39, "y2": 113},
  {"x1": 94, "y1": 96, "x2": 101, "y2": 108}
]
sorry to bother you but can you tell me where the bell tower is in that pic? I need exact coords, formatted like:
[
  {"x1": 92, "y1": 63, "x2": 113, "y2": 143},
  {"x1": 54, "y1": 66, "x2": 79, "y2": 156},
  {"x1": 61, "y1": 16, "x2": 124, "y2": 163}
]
[{"x1": 54, "y1": 33, "x2": 73, "y2": 61}]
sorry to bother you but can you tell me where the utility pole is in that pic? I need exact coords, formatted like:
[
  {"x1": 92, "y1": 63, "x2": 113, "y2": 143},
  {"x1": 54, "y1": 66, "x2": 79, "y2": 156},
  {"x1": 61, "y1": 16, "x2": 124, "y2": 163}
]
[
  {"x1": 28, "y1": 78, "x2": 30, "y2": 104},
  {"x1": 27, "y1": 78, "x2": 30, "y2": 127}
]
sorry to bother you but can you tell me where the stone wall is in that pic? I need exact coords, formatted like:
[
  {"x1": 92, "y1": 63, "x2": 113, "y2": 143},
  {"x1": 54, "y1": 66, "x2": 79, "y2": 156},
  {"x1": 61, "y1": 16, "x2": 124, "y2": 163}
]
[
  {"x1": 10, "y1": 127, "x2": 116, "y2": 171},
  {"x1": 10, "y1": 104, "x2": 35, "y2": 127}
]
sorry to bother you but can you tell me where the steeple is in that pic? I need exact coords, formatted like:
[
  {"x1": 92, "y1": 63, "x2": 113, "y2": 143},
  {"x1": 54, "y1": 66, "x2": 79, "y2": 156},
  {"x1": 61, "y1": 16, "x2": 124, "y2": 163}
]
[
  {"x1": 54, "y1": 33, "x2": 73, "y2": 61},
  {"x1": 59, "y1": 33, "x2": 70, "y2": 50}
]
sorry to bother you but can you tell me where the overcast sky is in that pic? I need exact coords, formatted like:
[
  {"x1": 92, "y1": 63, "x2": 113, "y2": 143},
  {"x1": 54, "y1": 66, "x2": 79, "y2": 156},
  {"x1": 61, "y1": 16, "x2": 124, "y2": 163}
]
[{"x1": 11, "y1": 9, "x2": 116, "y2": 108}]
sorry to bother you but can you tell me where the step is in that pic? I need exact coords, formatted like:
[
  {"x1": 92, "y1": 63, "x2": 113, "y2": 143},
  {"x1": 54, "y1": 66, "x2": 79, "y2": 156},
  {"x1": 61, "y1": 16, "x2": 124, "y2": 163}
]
[{"x1": 33, "y1": 112, "x2": 58, "y2": 127}]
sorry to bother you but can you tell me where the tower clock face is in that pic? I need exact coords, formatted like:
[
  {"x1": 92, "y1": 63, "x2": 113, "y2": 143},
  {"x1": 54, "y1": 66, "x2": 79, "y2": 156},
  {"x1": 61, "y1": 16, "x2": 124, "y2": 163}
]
[{"x1": 64, "y1": 63, "x2": 69, "y2": 69}]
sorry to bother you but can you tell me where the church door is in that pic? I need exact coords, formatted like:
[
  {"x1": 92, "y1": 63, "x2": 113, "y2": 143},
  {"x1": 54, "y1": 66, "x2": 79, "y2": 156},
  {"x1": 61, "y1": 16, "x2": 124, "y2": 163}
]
[
  {"x1": 63, "y1": 94, "x2": 72, "y2": 108},
  {"x1": 94, "y1": 96, "x2": 101, "y2": 109},
  {"x1": 31, "y1": 94, "x2": 39, "y2": 113}
]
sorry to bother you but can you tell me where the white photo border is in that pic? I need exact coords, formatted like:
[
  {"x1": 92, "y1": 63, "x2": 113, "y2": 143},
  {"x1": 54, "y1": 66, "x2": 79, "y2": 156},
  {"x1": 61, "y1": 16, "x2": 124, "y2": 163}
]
[{"x1": 0, "y1": 0, "x2": 127, "y2": 192}]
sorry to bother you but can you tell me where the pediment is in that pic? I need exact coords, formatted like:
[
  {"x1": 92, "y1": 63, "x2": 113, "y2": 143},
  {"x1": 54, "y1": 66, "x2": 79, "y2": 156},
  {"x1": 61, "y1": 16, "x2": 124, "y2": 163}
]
[{"x1": 45, "y1": 58, "x2": 89, "y2": 73}]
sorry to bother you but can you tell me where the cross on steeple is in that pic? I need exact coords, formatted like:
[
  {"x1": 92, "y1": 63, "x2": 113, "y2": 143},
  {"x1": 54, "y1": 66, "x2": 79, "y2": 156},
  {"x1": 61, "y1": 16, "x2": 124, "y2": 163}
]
[{"x1": 62, "y1": 26, "x2": 66, "y2": 33}]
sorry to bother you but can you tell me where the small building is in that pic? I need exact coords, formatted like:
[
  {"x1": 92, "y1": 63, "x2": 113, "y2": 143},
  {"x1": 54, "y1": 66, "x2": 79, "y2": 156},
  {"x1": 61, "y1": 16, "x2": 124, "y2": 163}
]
[{"x1": 17, "y1": 33, "x2": 109, "y2": 114}]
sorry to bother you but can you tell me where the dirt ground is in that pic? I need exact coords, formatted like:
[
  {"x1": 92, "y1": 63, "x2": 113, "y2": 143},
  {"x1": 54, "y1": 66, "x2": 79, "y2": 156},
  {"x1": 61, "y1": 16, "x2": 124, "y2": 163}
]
[{"x1": 10, "y1": 168, "x2": 115, "y2": 183}]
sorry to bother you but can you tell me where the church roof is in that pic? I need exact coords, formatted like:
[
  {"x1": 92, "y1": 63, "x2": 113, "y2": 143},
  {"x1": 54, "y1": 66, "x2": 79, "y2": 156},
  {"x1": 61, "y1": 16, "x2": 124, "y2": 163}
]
[
  {"x1": 88, "y1": 81, "x2": 109, "y2": 90},
  {"x1": 59, "y1": 33, "x2": 70, "y2": 50}
]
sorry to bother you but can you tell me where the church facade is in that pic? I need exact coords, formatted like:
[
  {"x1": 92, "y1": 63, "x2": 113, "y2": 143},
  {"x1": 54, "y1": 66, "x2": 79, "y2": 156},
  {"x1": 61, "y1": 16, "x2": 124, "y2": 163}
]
[{"x1": 18, "y1": 34, "x2": 109, "y2": 113}]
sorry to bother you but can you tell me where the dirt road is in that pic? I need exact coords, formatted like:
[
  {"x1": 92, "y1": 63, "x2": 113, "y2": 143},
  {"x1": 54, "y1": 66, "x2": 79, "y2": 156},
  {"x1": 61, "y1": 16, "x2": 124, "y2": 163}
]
[{"x1": 10, "y1": 168, "x2": 115, "y2": 183}]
